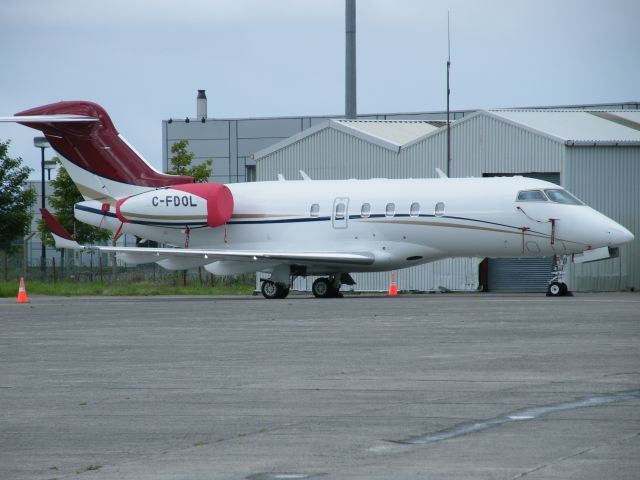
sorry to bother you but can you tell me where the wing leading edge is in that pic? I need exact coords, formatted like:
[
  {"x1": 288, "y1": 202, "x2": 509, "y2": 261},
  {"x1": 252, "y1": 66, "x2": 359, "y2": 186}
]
[{"x1": 99, "y1": 246, "x2": 375, "y2": 266}]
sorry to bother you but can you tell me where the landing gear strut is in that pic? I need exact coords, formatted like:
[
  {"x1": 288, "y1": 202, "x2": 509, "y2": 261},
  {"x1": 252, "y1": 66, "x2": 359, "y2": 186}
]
[{"x1": 547, "y1": 255, "x2": 570, "y2": 297}]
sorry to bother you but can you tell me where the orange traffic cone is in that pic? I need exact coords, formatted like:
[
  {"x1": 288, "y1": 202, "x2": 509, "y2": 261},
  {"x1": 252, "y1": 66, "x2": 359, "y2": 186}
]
[
  {"x1": 388, "y1": 271, "x2": 398, "y2": 296},
  {"x1": 16, "y1": 277, "x2": 29, "y2": 303}
]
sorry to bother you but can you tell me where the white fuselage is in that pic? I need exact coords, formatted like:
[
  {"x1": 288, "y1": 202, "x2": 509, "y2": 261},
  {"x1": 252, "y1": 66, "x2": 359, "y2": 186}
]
[{"x1": 74, "y1": 176, "x2": 633, "y2": 274}]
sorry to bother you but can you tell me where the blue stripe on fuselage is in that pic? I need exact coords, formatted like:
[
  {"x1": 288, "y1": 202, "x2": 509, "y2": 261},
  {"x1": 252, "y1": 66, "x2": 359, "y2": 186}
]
[{"x1": 74, "y1": 204, "x2": 548, "y2": 237}]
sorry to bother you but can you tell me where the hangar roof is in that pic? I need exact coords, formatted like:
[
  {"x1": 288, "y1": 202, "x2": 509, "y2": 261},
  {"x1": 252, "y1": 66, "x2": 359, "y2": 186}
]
[
  {"x1": 487, "y1": 110, "x2": 640, "y2": 145},
  {"x1": 333, "y1": 119, "x2": 439, "y2": 146},
  {"x1": 254, "y1": 109, "x2": 640, "y2": 161},
  {"x1": 254, "y1": 119, "x2": 440, "y2": 159}
]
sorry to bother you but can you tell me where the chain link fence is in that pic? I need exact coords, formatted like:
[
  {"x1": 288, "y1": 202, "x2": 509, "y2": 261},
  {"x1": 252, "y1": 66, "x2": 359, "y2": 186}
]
[{"x1": 2, "y1": 239, "x2": 254, "y2": 289}]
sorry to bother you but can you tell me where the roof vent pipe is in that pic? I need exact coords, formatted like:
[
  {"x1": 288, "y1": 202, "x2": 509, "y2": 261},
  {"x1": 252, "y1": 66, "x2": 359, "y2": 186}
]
[{"x1": 197, "y1": 90, "x2": 207, "y2": 120}]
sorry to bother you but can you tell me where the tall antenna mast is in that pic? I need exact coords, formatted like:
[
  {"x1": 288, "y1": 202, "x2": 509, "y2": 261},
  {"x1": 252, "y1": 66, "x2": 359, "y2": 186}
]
[
  {"x1": 446, "y1": 11, "x2": 452, "y2": 177},
  {"x1": 345, "y1": 0, "x2": 357, "y2": 119}
]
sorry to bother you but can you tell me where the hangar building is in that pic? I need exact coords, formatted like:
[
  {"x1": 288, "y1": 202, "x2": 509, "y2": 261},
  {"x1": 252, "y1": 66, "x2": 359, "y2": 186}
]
[
  {"x1": 162, "y1": 91, "x2": 469, "y2": 184},
  {"x1": 253, "y1": 110, "x2": 640, "y2": 293}
]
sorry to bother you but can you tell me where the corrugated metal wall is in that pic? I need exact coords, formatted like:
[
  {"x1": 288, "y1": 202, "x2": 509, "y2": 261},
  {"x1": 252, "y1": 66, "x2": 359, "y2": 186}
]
[
  {"x1": 258, "y1": 258, "x2": 480, "y2": 293},
  {"x1": 565, "y1": 147, "x2": 639, "y2": 291},
  {"x1": 487, "y1": 257, "x2": 555, "y2": 292},
  {"x1": 257, "y1": 115, "x2": 566, "y2": 185},
  {"x1": 258, "y1": 127, "x2": 398, "y2": 181},
  {"x1": 445, "y1": 113, "x2": 566, "y2": 177}
]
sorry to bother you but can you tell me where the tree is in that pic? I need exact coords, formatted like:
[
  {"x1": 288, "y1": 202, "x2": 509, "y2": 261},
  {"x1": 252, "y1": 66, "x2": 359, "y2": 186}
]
[
  {"x1": 0, "y1": 139, "x2": 36, "y2": 254},
  {"x1": 38, "y1": 157, "x2": 112, "y2": 277},
  {"x1": 167, "y1": 140, "x2": 212, "y2": 182}
]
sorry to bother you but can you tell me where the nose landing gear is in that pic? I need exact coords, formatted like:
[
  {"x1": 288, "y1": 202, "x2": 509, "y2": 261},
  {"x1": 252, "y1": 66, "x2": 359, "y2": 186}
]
[{"x1": 547, "y1": 255, "x2": 570, "y2": 297}]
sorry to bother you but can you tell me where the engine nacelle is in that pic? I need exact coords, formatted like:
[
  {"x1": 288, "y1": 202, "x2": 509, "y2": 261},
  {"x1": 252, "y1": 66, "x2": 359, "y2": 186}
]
[{"x1": 115, "y1": 183, "x2": 233, "y2": 227}]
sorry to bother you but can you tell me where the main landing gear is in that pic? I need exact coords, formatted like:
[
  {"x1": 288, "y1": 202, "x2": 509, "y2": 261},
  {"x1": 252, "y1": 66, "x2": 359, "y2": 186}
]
[
  {"x1": 547, "y1": 255, "x2": 570, "y2": 297},
  {"x1": 260, "y1": 272, "x2": 355, "y2": 299},
  {"x1": 311, "y1": 274, "x2": 355, "y2": 298}
]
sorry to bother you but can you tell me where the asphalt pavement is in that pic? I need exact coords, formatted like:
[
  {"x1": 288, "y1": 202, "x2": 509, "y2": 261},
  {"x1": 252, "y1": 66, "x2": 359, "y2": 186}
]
[{"x1": 1, "y1": 292, "x2": 639, "y2": 480}]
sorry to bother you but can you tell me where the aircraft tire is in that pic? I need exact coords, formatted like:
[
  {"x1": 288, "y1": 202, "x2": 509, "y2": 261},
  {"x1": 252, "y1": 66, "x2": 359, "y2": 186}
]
[
  {"x1": 312, "y1": 278, "x2": 332, "y2": 298},
  {"x1": 547, "y1": 281, "x2": 564, "y2": 297},
  {"x1": 261, "y1": 280, "x2": 288, "y2": 299},
  {"x1": 560, "y1": 283, "x2": 569, "y2": 296}
]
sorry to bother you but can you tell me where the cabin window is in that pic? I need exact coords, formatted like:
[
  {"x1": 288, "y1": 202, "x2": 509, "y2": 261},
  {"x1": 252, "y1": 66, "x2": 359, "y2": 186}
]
[
  {"x1": 385, "y1": 203, "x2": 396, "y2": 217},
  {"x1": 310, "y1": 203, "x2": 320, "y2": 217},
  {"x1": 410, "y1": 202, "x2": 420, "y2": 217},
  {"x1": 361, "y1": 203, "x2": 371, "y2": 218},
  {"x1": 544, "y1": 189, "x2": 584, "y2": 205},
  {"x1": 517, "y1": 190, "x2": 548, "y2": 202},
  {"x1": 435, "y1": 201, "x2": 445, "y2": 217},
  {"x1": 335, "y1": 202, "x2": 346, "y2": 219}
]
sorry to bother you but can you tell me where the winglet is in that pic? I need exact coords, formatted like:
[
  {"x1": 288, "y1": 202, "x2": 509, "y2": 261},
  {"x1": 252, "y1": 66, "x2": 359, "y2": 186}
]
[{"x1": 39, "y1": 208, "x2": 84, "y2": 249}]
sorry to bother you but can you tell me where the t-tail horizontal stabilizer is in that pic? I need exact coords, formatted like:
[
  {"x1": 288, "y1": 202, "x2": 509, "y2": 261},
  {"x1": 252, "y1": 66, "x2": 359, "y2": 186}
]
[{"x1": 39, "y1": 208, "x2": 84, "y2": 250}]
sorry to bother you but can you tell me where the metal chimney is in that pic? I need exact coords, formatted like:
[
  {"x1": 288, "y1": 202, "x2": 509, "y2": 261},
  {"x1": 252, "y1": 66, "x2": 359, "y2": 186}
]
[
  {"x1": 197, "y1": 89, "x2": 207, "y2": 120},
  {"x1": 345, "y1": 0, "x2": 357, "y2": 119}
]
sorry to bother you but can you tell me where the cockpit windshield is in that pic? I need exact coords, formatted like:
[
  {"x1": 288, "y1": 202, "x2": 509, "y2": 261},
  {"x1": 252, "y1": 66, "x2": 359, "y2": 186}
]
[
  {"x1": 517, "y1": 190, "x2": 548, "y2": 202},
  {"x1": 544, "y1": 189, "x2": 584, "y2": 205},
  {"x1": 516, "y1": 188, "x2": 584, "y2": 205}
]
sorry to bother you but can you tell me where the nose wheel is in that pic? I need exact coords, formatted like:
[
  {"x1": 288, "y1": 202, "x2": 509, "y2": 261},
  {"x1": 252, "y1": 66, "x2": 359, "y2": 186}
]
[
  {"x1": 547, "y1": 255, "x2": 570, "y2": 297},
  {"x1": 547, "y1": 281, "x2": 568, "y2": 297}
]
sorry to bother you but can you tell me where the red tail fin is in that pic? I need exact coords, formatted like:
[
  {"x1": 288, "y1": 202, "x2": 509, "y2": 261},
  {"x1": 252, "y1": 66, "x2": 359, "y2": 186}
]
[{"x1": 16, "y1": 101, "x2": 193, "y2": 194}]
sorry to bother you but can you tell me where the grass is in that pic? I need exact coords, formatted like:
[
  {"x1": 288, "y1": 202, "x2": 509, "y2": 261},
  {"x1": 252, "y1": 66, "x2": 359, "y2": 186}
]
[
  {"x1": 193, "y1": 440, "x2": 209, "y2": 447},
  {"x1": 0, "y1": 280, "x2": 255, "y2": 298}
]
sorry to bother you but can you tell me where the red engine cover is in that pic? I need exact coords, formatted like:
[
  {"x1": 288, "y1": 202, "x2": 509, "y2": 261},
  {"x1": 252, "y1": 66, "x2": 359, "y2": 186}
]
[
  {"x1": 173, "y1": 183, "x2": 234, "y2": 227},
  {"x1": 115, "y1": 183, "x2": 234, "y2": 228}
]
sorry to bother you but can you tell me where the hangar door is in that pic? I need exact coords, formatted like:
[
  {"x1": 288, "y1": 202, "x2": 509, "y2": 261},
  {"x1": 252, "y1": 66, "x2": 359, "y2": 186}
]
[{"x1": 483, "y1": 173, "x2": 560, "y2": 292}]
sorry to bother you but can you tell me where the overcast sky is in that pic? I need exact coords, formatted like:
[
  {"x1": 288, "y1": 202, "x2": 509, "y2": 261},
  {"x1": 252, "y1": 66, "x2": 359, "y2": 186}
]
[{"x1": 1, "y1": 0, "x2": 638, "y2": 178}]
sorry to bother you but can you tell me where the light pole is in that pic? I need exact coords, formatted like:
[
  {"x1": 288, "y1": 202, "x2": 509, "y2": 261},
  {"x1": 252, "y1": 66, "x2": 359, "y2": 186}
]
[
  {"x1": 34, "y1": 136, "x2": 54, "y2": 280},
  {"x1": 23, "y1": 232, "x2": 36, "y2": 280}
]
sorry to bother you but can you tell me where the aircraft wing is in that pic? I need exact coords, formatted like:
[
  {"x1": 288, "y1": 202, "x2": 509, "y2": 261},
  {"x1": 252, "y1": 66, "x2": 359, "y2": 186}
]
[
  {"x1": 40, "y1": 208, "x2": 374, "y2": 266},
  {"x1": 98, "y1": 246, "x2": 375, "y2": 266}
]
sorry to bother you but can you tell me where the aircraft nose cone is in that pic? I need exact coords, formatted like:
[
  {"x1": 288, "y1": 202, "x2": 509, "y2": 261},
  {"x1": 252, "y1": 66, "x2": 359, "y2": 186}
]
[{"x1": 607, "y1": 227, "x2": 635, "y2": 246}]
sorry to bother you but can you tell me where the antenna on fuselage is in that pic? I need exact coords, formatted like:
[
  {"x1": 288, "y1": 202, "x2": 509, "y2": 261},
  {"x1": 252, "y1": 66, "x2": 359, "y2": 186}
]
[{"x1": 299, "y1": 170, "x2": 312, "y2": 181}]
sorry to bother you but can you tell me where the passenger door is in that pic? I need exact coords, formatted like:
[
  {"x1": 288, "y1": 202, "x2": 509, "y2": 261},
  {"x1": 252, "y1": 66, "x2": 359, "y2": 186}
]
[{"x1": 332, "y1": 197, "x2": 349, "y2": 229}]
